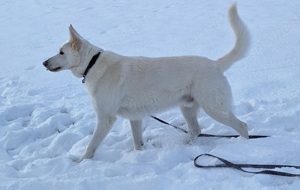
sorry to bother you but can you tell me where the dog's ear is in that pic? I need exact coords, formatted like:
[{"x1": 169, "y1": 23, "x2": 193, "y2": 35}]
[{"x1": 69, "y1": 24, "x2": 82, "y2": 51}]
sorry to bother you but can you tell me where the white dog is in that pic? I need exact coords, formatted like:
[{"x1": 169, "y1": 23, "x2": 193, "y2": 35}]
[{"x1": 43, "y1": 3, "x2": 249, "y2": 162}]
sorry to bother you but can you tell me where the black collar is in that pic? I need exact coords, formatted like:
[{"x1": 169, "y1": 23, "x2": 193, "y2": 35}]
[{"x1": 82, "y1": 52, "x2": 101, "y2": 83}]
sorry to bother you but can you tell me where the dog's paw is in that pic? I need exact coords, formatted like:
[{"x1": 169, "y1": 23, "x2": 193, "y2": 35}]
[
  {"x1": 239, "y1": 123, "x2": 249, "y2": 139},
  {"x1": 240, "y1": 130, "x2": 249, "y2": 139},
  {"x1": 69, "y1": 154, "x2": 82, "y2": 163},
  {"x1": 189, "y1": 129, "x2": 201, "y2": 139},
  {"x1": 69, "y1": 153, "x2": 90, "y2": 163},
  {"x1": 75, "y1": 157, "x2": 85, "y2": 163},
  {"x1": 74, "y1": 150, "x2": 96, "y2": 163}
]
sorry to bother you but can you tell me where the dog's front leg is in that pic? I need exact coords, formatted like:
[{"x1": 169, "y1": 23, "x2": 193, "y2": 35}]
[
  {"x1": 77, "y1": 115, "x2": 116, "y2": 162},
  {"x1": 130, "y1": 120, "x2": 143, "y2": 150}
]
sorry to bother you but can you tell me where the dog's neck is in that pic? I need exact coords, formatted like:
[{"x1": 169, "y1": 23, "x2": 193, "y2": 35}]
[{"x1": 82, "y1": 52, "x2": 101, "y2": 83}]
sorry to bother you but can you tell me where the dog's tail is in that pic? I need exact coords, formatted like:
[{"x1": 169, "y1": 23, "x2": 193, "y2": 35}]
[{"x1": 216, "y1": 3, "x2": 250, "y2": 72}]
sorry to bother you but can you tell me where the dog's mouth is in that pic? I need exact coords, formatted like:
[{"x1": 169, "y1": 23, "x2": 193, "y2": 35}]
[{"x1": 48, "y1": 67, "x2": 62, "y2": 72}]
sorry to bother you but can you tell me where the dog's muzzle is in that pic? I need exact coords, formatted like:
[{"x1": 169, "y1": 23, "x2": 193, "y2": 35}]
[{"x1": 43, "y1": 60, "x2": 61, "y2": 72}]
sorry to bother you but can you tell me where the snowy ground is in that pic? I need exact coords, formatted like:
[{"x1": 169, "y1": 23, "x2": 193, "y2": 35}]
[{"x1": 1, "y1": 0, "x2": 300, "y2": 189}]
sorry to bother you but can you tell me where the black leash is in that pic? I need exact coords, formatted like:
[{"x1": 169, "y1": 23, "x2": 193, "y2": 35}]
[
  {"x1": 150, "y1": 115, "x2": 268, "y2": 139},
  {"x1": 151, "y1": 115, "x2": 189, "y2": 134},
  {"x1": 194, "y1": 154, "x2": 300, "y2": 177},
  {"x1": 151, "y1": 115, "x2": 300, "y2": 177}
]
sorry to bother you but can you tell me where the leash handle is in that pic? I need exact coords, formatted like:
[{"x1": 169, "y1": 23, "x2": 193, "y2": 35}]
[
  {"x1": 194, "y1": 154, "x2": 300, "y2": 177},
  {"x1": 151, "y1": 116, "x2": 300, "y2": 177}
]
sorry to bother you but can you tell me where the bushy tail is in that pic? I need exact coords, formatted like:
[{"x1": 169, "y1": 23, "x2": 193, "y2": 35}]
[{"x1": 216, "y1": 3, "x2": 250, "y2": 72}]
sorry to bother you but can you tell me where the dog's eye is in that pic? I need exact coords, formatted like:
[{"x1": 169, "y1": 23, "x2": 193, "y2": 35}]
[{"x1": 59, "y1": 51, "x2": 64, "y2": 55}]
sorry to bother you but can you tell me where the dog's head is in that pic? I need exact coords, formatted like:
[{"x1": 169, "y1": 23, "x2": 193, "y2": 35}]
[{"x1": 43, "y1": 25, "x2": 100, "y2": 77}]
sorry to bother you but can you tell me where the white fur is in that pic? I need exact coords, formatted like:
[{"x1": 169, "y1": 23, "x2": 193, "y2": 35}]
[{"x1": 43, "y1": 3, "x2": 250, "y2": 162}]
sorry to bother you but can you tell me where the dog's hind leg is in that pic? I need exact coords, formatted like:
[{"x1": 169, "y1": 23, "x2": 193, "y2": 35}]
[
  {"x1": 180, "y1": 98, "x2": 201, "y2": 138},
  {"x1": 202, "y1": 95, "x2": 249, "y2": 138},
  {"x1": 130, "y1": 120, "x2": 143, "y2": 150},
  {"x1": 205, "y1": 108, "x2": 249, "y2": 138},
  {"x1": 199, "y1": 77, "x2": 249, "y2": 138},
  {"x1": 78, "y1": 115, "x2": 116, "y2": 162}
]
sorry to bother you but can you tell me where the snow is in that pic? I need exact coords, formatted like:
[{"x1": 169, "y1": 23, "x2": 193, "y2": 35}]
[{"x1": 1, "y1": 0, "x2": 300, "y2": 189}]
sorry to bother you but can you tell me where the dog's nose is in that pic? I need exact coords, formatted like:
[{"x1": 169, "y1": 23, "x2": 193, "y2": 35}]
[{"x1": 43, "y1": 60, "x2": 48, "y2": 67}]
